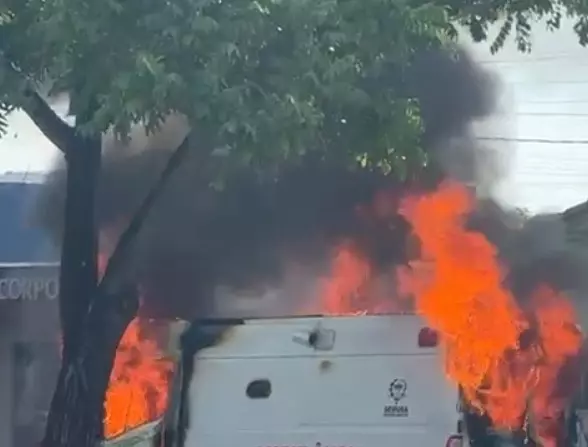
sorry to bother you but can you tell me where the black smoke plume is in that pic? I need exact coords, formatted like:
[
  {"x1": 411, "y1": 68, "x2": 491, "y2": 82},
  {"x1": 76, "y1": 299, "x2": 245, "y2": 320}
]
[{"x1": 32, "y1": 47, "x2": 587, "y2": 323}]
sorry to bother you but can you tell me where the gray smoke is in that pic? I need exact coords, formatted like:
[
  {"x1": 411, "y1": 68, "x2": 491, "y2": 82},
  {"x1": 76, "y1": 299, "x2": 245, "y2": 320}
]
[{"x1": 32, "y1": 47, "x2": 587, "y2": 323}]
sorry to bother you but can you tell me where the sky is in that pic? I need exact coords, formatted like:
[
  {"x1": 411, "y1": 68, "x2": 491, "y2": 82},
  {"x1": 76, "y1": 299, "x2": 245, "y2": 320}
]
[
  {"x1": 0, "y1": 97, "x2": 68, "y2": 177},
  {"x1": 463, "y1": 18, "x2": 588, "y2": 213},
  {"x1": 0, "y1": 19, "x2": 587, "y2": 214}
]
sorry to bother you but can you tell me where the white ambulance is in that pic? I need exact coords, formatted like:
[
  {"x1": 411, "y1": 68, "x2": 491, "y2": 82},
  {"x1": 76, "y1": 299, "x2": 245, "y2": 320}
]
[{"x1": 104, "y1": 314, "x2": 464, "y2": 447}]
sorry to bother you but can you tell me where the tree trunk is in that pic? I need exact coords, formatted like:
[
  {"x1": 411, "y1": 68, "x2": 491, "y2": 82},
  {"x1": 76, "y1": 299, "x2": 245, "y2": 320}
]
[
  {"x1": 43, "y1": 134, "x2": 103, "y2": 447},
  {"x1": 43, "y1": 131, "x2": 202, "y2": 447},
  {"x1": 58, "y1": 134, "x2": 101, "y2": 356},
  {"x1": 42, "y1": 285, "x2": 138, "y2": 447}
]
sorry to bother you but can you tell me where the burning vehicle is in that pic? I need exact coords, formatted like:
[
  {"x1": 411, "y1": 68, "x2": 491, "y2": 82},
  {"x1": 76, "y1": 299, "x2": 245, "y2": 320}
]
[
  {"x1": 96, "y1": 184, "x2": 588, "y2": 447},
  {"x1": 95, "y1": 182, "x2": 588, "y2": 447},
  {"x1": 105, "y1": 315, "x2": 464, "y2": 447},
  {"x1": 34, "y1": 48, "x2": 588, "y2": 447}
]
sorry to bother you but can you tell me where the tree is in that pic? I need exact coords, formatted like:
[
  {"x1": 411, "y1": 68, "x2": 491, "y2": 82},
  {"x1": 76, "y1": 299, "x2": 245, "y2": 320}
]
[
  {"x1": 0, "y1": 0, "x2": 586, "y2": 446},
  {"x1": 446, "y1": 0, "x2": 588, "y2": 51}
]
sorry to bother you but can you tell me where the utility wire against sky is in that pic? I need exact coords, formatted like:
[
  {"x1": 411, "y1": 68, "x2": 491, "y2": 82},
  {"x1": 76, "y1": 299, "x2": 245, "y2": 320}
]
[
  {"x1": 514, "y1": 112, "x2": 588, "y2": 116},
  {"x1": 516, "y1": 100, "x2": 588, "y2": 104},
  {"x1": 477, "y1": 137, "x2": 588, "y2": 144},
  {"x1": 476, "y1": 53, "x2": 587, "y2": 64}
]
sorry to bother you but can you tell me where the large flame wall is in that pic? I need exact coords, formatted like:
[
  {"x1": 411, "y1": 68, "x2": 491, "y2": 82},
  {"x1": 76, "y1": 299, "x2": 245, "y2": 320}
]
[
  {"x1": 308, "y1": 180, "x2": 584, "y2": 446},
  {"x1": 99, "y1": 180, "x2": 584, "y2": 447},
  {"x1": 398, "y1": 181, "x2": 582, "y2": 445}
]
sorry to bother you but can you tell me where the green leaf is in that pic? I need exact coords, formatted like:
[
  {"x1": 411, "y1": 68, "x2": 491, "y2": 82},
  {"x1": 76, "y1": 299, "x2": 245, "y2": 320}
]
[{"x1": 191, "y1": 15, "x2": 219, "y2": 34}]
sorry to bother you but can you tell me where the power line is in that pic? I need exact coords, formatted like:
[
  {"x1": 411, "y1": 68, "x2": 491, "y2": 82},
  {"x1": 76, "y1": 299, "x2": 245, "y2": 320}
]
[
  {"x1": 476, "y1": 53, "x2": 582, "y2": 64},
  {"x1": 480, "y1": 112, "x2": 588, "y2": 118},
  {"x1": 507, "y1": 80, "x2": 588, "y2": 86},
  {"x1": 494, "y1": 62, "x2": 588, "y2": 70},
  {"x1": 516, "y1": 99, "x2": 588, "y2": 105},
  {"x1": 478, "y1": 136, "x2": 588, "y2": 144},
  {"x1": 514, "y1": 112, "x2": 588, "y2": 117}
]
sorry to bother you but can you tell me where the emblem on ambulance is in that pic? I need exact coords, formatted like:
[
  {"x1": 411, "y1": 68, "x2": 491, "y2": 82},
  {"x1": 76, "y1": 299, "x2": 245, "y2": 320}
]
[{"x1": 388, "y1": 378, "x2": 407, "y2": 403}]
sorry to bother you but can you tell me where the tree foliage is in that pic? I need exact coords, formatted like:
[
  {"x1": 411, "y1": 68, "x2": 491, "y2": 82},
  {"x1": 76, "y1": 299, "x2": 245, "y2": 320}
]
[
  {"x1": 445, "y1": 0, "x2": 588, "y2": 52},
  {"x1": 0, "y1": 0, "x2": 582, "y2": 174},
  {"x1": 0, "y1": 0, "x2": 587, "y2": 446},
  {"x1": 0, "y1": 0, "x2": 440, "y2": 175},
  {"x1": 1, "y1": 1, "x2": 586, "y2": 171}
]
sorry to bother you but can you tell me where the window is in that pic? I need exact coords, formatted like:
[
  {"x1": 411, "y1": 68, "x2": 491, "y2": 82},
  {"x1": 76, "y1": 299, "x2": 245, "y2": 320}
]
[{"x1": 246, "y1": 379, "x2": 271, "y2": 399}]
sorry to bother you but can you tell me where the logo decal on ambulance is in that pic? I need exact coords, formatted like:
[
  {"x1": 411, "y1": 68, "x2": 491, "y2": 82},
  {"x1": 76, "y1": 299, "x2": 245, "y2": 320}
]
[
  {"x1": 383, "y1": 378, "x2": 409, "y2": 417},
  {"x1": 388, "y1": 379, "x2": 407, "y2": 403}
]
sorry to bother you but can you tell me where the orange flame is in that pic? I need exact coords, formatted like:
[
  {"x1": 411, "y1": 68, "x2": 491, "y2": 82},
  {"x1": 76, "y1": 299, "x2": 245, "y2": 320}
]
[
  {"x1": 98, "y1": 252, "x2": 174, "y2": 439},
  {"x1": 317, "y1": 242, "x2": 372, "y2": 315},
  {"x1": 312, "y1": 241, "x2": 409, "y2": 315},
  {"x1": 397, "y1": 180, "x2": 582, "y2": 440},
  {"x1": 104, "y1": 318, "x2": 174, "y2": 438},
  {"x1": 91, "y1": 180, "x2": 582, "y2": 443},
  {"x1": 527, "y1": 286, "x2": 583, "y2": 446}
]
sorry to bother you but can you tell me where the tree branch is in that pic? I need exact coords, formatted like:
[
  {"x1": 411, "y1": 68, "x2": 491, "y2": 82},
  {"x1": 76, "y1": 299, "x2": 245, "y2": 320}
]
[
  {"x1": 21, "y1": 88, "x2": 78, "y2": 155},
  {"x1": 0, "y1": 52, "x2": 78, "y2": 154},
  {"x1": 98, "y1": 131, "x2": 213, "y2": 298}
]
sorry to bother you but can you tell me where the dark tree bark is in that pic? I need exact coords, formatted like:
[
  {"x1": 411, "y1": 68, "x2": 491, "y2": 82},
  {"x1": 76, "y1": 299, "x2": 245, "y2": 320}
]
[
  {"x1": 59, "y1": 134, "x2": 101, "y2": 354},
  {"x1": 42, "y1": 285, "x2": 139, "y2": 446},
  {"x1": 0, "y1": 53, "x2": 75, "y2": 154},
  {"x1": 42, "y1": 132, "x2": 104, "y2": 446},
  {"x1": 41, "y1": 129, "x2": 203, "y2": 447},
  {"x1": 0, "y1": 64, "x2": 208, "y2": 446}
]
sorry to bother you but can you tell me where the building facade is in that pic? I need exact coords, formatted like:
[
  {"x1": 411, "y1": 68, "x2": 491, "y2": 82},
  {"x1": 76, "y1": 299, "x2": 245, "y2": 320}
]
[{"x1": 0, "y1": 174, "x2": 60, "y2": 447}]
